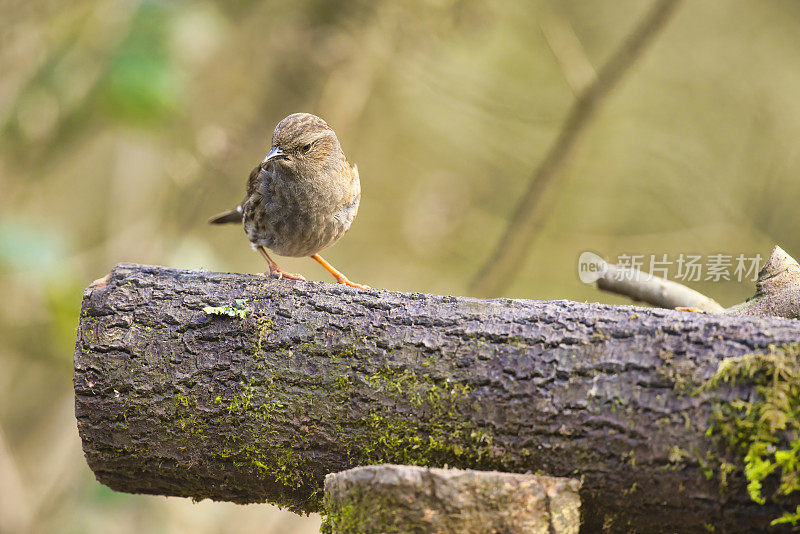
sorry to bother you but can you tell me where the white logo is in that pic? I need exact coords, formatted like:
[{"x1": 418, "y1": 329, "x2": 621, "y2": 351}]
[{"x1": 578, "y1": 251, "x2": 608, "y2": 284}]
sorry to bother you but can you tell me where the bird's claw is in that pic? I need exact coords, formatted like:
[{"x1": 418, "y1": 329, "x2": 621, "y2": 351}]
[
  {"x1": 265, "y1": 268, "x2": 306, "y2": 281},
  {"x1": 342, "y1": 281, "x2": 370, "y2": 289}
]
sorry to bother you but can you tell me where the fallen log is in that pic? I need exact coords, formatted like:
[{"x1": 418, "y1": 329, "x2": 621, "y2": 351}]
[
  {"x1": 322, "y1": 465, "x2": 581, "y2": 533},
  {"x1": 74, "y1": 263, "x2": 800, "y2": 532}
]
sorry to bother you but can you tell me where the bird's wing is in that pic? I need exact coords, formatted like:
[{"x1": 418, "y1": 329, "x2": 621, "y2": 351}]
[
  {"x1": 209, "y1": 165, "x2": 267, "y2": 224},
  {"x1": 246, "y1": 164, "x2": 268, "y2": 198}
]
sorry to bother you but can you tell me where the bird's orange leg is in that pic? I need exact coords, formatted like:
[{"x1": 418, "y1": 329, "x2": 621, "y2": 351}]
[
  {"x1": 257, "y1": 246, "x2": 306, "y2": 281},
  {"x1": 311, "y1": 254, "x2": 370, "y2": 289}
]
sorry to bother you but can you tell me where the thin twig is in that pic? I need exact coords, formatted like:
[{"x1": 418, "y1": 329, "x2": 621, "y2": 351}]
[
  {"x1": 597, "y1": 262, "x2": 725, "y2": 313},
  {"x1": 597, "y1": 246, "x2": 800, "y2": 320},
  {"x1": 470, "y1": 0, "x2": 682, "y2": 297},
  {"x1": 539, "y1": 9, "x2": 596, "y2": 95}
]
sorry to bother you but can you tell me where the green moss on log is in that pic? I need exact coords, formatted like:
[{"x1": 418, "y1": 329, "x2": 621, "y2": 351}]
[{"x1": 701, "y1": 344, "x2": 800, "y2": 526}]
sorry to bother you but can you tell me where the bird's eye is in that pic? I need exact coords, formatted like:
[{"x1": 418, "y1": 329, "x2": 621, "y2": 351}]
[{"x1": 301, "y1": 143, "x2": 312, "y2": 153}]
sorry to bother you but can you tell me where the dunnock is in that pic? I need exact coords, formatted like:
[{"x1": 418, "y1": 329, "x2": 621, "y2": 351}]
[{"x1": 210, "y1": 113, "x2": 367, "y2": 288}]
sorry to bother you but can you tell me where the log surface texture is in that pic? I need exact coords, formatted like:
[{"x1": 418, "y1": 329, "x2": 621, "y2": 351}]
[{"x1": 73, "y1": 264, "x2": 800, "y2": 533}]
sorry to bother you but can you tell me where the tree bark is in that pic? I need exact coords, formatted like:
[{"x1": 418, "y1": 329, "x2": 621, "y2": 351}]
[{"x1": 74, "y1": 263, "x2": 800, "y2": 533}]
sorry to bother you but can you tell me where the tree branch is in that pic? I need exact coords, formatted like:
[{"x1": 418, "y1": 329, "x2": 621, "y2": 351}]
[
  {"x1": 596, "y1": 262, "x2": 725, "y2": 313},
  {"x1": 470, "y1": 0, "x2": 682, "y2": 297}
]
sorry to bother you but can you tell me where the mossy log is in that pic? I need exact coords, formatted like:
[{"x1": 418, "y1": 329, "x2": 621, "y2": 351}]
[
  {"x1": 74, "y1": 263, "x2": 800, "y2": 533},
  {"x1": 323, "y1": 465, "x2": 580, "y2": 533}
]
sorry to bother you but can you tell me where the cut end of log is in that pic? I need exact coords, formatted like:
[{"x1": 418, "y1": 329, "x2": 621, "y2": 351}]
[
  {"x1": 322, "y1": 464, "x2": 581, "y2": 534},
  {"x1": 88, "y1": 273, "x2": 111, "y2": 291},
  {"x1": 756, "y1": 245, "x2": 800, "y2": 295},
  {"x1": 726, "y1": 246, "x2": 800, "y2": 319}
]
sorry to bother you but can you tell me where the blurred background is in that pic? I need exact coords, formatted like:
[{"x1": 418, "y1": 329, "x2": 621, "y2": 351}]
[{"x1": 2, "y1": 0, "x2": 800, "y2": 532}]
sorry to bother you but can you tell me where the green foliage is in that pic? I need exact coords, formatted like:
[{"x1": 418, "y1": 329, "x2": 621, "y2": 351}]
[
  {"x1": 701, "y1": 345, "x2": 800, "y2": 526},
  {"x1": 203, "y1": 299, "x2": 251, "y2": 319},
  {"x1": 0, "y1": 222, "x2": 65, "y2": 273},
  {"x1": 100, "y1": 1, "x2": 183, "y2": 124}
]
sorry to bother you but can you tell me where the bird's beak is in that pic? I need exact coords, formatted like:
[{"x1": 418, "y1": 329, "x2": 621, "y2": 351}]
[{"x1": 262, "y1": 146, "x2": 287, "y2": 165}]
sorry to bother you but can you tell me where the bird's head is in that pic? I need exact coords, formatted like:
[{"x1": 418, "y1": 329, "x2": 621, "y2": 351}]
[{"x1": 261, "y1": 113, "x2": 343, "y2": 178}]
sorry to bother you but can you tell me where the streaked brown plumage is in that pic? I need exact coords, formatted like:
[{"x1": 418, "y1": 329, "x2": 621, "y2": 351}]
[{"x1": 209, "y1": 113, "x2": 367, "y2": 288}]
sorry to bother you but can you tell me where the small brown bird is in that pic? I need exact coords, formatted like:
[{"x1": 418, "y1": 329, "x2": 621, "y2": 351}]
[{"x1": 210, "y1": 113, "x2": 367, "y2": 288}]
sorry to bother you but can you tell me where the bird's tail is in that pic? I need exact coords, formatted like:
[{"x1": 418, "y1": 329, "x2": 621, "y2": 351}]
[{"x1": 208, "y1": 206, "x2": 243, "y2": 224}]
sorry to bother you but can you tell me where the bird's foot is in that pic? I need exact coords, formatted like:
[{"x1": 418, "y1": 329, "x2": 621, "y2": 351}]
[
  {"x1": 338, "y1": 278, "x2": 370, "y2": 289},
  {"x1": 330, "y1": 272, "x2": 370, "y2": 289},
  {"x1": 266, "y1": 267, "x2": 306, "y2": 281},
  {"x1": 310, "y1": 253, "x2": 369, "y2": 289},
  {"x1": 256, "y1": 245, "x2": 306, "y2": 281}
]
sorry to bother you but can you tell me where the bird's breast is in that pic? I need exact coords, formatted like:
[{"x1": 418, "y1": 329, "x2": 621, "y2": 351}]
[{"x1": 243, "y1": 163, "x2": 360, "y2": 257}]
